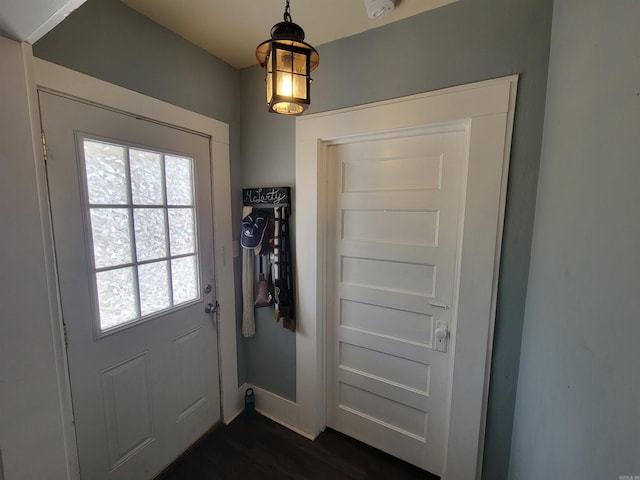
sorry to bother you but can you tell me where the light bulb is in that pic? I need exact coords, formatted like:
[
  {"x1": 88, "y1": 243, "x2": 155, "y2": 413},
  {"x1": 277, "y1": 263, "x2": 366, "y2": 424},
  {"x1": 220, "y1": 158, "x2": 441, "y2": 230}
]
[{"x1": 278, "y1": 75, "x2": 293, "y2": 97}]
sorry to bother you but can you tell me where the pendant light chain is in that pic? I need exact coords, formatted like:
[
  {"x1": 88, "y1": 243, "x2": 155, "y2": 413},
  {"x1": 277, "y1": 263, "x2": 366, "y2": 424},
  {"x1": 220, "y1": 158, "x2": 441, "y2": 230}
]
[{"x1": 283, "y1": 0, "x2": 292, "y2": 22}]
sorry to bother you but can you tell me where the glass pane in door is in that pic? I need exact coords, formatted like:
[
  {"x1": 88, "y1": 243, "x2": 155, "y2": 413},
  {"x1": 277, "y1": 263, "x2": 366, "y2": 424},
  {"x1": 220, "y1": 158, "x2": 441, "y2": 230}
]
[{"x1": 81, "y1": 138, "x2": 200, "y2": 332}]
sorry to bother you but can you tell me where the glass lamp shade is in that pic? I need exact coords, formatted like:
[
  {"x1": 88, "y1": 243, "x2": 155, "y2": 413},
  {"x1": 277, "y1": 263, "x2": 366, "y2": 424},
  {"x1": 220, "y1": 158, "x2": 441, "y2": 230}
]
[
  {"x1": 256, "y1": 23, "x2": 319, "y2": 116},
  {"x1": 267, "y1": 42, "x2": 310, "y2": 114}
]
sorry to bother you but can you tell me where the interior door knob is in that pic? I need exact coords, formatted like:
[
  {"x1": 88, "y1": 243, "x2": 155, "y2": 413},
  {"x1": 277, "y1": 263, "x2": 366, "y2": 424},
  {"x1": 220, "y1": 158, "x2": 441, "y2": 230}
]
[
  {"x1": 435, "y1": 326, "x2": 448, "y2": 339},
  {"x1": 435, "y1": 322, "x2": 449, "y2": 353}
]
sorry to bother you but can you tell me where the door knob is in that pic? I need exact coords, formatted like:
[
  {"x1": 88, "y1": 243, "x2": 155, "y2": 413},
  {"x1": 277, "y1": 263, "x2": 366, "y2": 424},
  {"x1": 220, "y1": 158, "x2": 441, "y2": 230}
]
[
  {"x1": 205, "y1": 302, "x2": 219, "y2": 314},
  {"x1": 435, "y1": 321, "x2": 449, "y2": 353},
  {"x1": 435, "y1": 325, "x2": 448, "y2": 339}
]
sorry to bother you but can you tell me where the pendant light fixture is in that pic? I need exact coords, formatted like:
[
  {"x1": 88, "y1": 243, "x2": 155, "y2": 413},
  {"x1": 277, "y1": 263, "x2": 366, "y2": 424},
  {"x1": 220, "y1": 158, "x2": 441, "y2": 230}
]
[{"x1": 255, "y1": 0, "x2": 319, "y2": 115}]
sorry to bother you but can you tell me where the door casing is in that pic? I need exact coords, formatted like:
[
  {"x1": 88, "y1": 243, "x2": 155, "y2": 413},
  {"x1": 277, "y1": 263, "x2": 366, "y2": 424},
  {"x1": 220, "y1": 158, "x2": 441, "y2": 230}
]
[{"x1": 293, "y1": 76, "x2": 518, "y2": 480}]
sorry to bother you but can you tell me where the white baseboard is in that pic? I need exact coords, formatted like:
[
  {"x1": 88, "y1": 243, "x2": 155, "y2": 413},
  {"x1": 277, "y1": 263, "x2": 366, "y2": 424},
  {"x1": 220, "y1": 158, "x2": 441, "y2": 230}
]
[{"x1": 236, "y1": 383, "x2": 317, "y2": 441}]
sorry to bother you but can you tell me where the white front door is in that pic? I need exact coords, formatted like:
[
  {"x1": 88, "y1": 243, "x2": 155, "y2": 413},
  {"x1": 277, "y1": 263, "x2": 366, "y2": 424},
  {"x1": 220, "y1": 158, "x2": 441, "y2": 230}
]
[
  {"x1": 40, "y1": 91, "x2": 221, "y2": 480},
  {"x1": 326, "y1": 127, "x2": 468, "y2": 475}
]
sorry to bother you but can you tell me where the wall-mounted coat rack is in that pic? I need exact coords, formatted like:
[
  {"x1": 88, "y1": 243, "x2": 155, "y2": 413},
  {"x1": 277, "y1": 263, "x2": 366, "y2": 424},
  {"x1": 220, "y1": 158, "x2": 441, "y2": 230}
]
[{"x1": 241, "y1": 187, "x2": 295, "y2": 335}]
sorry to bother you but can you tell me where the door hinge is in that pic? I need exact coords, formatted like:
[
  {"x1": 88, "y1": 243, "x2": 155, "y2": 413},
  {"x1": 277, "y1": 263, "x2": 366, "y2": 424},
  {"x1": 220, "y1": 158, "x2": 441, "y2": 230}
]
[{"x1": 41, "y1": 132, "x2": 48, "y2": 162}]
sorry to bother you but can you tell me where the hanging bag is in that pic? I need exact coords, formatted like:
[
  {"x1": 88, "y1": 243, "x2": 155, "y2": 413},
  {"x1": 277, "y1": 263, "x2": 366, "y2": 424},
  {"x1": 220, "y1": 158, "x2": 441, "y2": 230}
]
[{"x1": 254, "y1": 255, "x2": 271, "y2": 307}]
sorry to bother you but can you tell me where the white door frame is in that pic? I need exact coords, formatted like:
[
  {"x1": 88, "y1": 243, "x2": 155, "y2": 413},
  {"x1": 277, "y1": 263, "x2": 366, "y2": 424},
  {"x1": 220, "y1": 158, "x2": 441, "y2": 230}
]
[
  {"x1": 294, "y1": 76, "x2": 518, "y2": 479},
  {"x1": 31, "y1": 57, "x2": 240, "y2": 477}
]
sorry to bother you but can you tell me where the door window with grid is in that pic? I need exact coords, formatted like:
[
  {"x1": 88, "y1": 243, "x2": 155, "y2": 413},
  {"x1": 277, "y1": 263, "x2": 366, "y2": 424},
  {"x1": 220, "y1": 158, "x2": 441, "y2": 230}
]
[{"x1": 81, "y1": 137, "x2": 200, "y2": 332}]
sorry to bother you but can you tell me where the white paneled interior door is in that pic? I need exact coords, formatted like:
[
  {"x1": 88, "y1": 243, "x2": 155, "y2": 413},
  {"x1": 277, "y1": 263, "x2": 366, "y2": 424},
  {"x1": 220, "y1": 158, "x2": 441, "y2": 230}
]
[
  {"x1": 326, "y1": 127, "x2": 468, "y2": 476},
  {"x1": 40, "y1": 91, "x2": 221, "y2": 480}
]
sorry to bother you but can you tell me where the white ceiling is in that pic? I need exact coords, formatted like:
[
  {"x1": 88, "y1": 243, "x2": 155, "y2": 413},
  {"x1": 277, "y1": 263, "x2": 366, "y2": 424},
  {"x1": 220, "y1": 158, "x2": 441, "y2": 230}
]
[
  {"x1": 0, "y1": 0, "x2": 85, "y2": 43},
  {"x1": 120, "y1": 0, "x2": 457, "y2": 69},
  {"x1": 0, "y1": 0, "x2": 456, "y2": 69}
]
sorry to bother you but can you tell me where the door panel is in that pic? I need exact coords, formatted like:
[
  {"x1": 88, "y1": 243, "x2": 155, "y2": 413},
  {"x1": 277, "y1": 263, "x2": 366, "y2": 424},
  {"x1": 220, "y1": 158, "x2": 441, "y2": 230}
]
[
  {"x1": 40, "y1": 91, "x2": 220, "y2": 480},
  {"x1": 102, "y1": 352, "x2": 154, "y2": 470},
  {"x1": 326, "y1": 128, "x2": 468, "y2": 475}
]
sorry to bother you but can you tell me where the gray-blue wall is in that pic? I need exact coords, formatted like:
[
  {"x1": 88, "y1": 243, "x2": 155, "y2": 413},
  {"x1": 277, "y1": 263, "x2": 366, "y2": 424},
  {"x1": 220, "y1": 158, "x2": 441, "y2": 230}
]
[
  {"x1": 240, "y1": 1, "x2": 553, "y2": 478},
  {"x1": 509, "y1": 0, "x2": 640, "y2": 478},
  {"x1": 33, "y1": 0, "x2": 248, "y2": 385}
]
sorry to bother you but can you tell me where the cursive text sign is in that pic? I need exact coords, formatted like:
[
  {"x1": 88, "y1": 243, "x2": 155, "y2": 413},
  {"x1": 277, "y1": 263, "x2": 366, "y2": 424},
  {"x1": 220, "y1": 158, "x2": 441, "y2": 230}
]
[{"x1": 243, "y1": 187, "x2": 290, "y2": 206}]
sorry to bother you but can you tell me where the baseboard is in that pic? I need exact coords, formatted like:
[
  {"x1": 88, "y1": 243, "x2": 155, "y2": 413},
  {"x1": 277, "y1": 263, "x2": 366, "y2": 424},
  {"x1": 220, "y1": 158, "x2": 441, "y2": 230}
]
[
  {"x1": 238, "y1": 384, "x2": 317, "y2": 441},
  {"x1": 257, "y1": 409, "x2": 316, "y2": 441}
]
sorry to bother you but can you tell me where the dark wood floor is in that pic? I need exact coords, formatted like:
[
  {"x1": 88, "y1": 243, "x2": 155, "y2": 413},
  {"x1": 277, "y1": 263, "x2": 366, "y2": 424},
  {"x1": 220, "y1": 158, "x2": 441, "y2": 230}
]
[{"x1": 158, "y1": 413, "x2": 439, "y2": 479}]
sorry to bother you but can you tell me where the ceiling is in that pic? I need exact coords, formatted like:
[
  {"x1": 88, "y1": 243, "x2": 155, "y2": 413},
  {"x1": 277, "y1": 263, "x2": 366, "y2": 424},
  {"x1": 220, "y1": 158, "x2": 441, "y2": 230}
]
[
  {"x1": 0, "y1": 0, "x2": 86, "y2": 43},
  {"x1": 0, "y1": 0, "x2": 456, "y2": 69},
  {"x1": 119, "y1": 0, "x2": 457, "y2": 69}
]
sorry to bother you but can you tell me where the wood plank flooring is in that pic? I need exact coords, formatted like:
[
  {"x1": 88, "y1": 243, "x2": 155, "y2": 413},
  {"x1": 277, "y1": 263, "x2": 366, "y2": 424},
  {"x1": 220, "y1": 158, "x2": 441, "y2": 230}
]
[{"x1": 158, "y1": 413, "x2": 439, "y2": 479}]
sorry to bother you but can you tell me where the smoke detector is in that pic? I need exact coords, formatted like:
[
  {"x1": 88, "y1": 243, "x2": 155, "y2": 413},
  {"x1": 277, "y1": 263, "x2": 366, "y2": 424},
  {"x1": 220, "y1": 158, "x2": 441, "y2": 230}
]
[{"x1": 364, "y1": 0, "x2": 395, "y2": 19}]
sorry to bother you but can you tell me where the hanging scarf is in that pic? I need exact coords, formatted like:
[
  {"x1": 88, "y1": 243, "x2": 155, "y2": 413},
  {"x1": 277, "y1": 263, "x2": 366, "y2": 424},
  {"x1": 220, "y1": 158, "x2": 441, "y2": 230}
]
[{"x1": 272, "y1": 206, "x2": 295, "y2": 331}]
